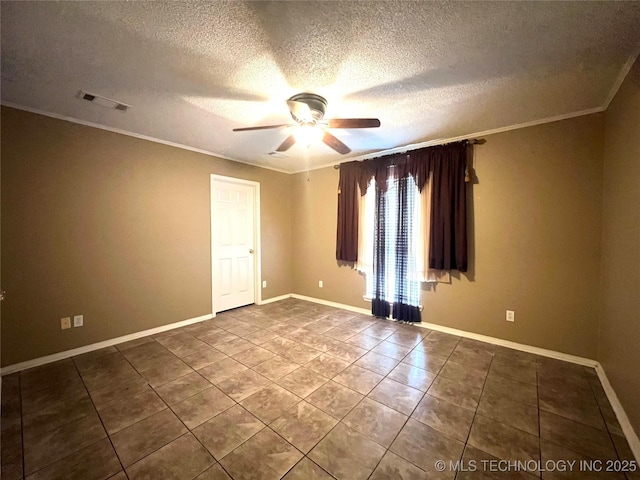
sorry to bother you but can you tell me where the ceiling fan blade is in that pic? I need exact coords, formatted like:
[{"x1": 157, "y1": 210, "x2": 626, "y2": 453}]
[
  {"x1": 322, "y1": 131, "x2": 351, "y2": 154},
  {"x1": 325, "y1": 118, "x2": 381, "y2": 129},
  {"x1": 287, "y1": 100, "x2": 312, "y2": 123},
  {"x1": 233, "y1": 124, "x2": 294, "y2": 132},
  {"x1": 276, "y1": 135, "x2": 296, "y2": 152}
]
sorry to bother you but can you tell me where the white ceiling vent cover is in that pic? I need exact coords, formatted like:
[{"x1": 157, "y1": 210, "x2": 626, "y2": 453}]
[{"x1": 78, "y1": 90, "x2": 130, "y2": 112}]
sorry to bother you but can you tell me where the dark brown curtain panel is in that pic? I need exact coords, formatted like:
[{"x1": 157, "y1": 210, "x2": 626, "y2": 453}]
[
  {"x1": 428, "y1": 142, "x2": 468, "y2": 271},
  {"x1": 336, "y1": 141, "x2": 468, "y2": 270},
  {"x1": 336, "y1": 161, "x2": 360, "y2": 262}
]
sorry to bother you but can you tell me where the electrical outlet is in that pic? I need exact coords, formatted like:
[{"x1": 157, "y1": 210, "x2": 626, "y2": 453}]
[
  {"x1": 61, "y1": 317, "x2": 71, "y2": 330},
  {"x1": 506, "y1": 310, "x2": 515, "y2": 322},
  {"x1": 73, "y1": 315, "x2": 84, "y2": 327},
  {"x1": 262, "y1": 280, "x2": 267, "y2": 288},
  {"x1": 319, "y1": 280, "x2": 323, "y2": 288}
]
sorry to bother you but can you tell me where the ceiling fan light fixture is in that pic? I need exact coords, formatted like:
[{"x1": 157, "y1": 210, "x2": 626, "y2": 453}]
[{"x1": 293, "y1": 124, "x2": 323, "y2": 148}]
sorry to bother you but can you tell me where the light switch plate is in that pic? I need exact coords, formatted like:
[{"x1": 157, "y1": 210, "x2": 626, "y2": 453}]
[{"x1": 61, "y1": 317, "x2": 71, "y2": 330}]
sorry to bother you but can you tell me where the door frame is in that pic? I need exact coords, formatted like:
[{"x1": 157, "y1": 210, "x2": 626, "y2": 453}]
[{"x1": 210, "y1": 174, "x2": 262, "y2": 316}]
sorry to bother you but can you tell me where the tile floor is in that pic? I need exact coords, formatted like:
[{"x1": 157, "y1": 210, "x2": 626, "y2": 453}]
[{"x1": 1, "y1": 299, "x2": 638, "y2": 479}]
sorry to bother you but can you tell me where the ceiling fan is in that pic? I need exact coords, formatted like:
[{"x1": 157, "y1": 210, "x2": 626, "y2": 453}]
[{"x1": 232, "y1": 93, "x2": 380, "y2": 154}]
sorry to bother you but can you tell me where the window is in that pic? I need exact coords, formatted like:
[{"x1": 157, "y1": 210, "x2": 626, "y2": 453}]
[{"x1": 360, "y1": 174, "x2": 422, "y2": 304}]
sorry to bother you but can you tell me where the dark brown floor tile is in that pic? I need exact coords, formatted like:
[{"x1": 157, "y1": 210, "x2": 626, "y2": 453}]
[
  {"x1": 493, "y1": 345, "x2": 539, "y2": 364},
  {"x1": 240, "y1": 384, "x2": 302, "y2": 424},
  {"x1": 282, "y1": 458, "x2": 334, "y2": 479},
  {"x1": 369, "y1": 451, "x2": 428, "y2": 480},
  {"x1": 411, "y1": 394, "x2": 475, "y2": 442},
  {"x1": 345, "y1": 332, "x2": 383, "y2": 350},
  {"x1": 216, "y1": 369, "x2": 271, "y2": 401},
  {"x1": 171, "y1": 386, "x2": 235, "y2": 429},
  {"x1": 390, "y1": 418, "x2": 464, "y2": 478},
  {"x1": 20, "y1": 359, "x2": 79, "y2": 392},
  {"x1": 198, "y1": 357, "x2": 248, "y2": 384},
  {"x1": 324, "y1": 326, "x2": 358, "y2": 342},
  {"x1": 242, "y1": 329, "x2": 281, "y2": 346},
  {"x1": 439, "y1": 359, "x2": 488, "y2": 389},
  {"x1": 197, "y1": 330, "x2": 240, "y2": 347},
  {"x1": 599, "y1": 402, "x2": 624, "y2": 436},
  {"x1": 110, "y1": 409, "x2": 187, "y2": 467},
  {"x1": 388, "y1": 362, "x2": 436, "y2": 392},
  {"x1": 154, "y1": 371, "x2": 212, "y2": 405},
  {"x1": 483, "y1": 371, "x2": 538, "y2": 407},
  {"x1": 140, "y1": 358, "x2": 194, "y2": 388},
  {"x1": 98, "y1": 390, "x2": 166, "y2": 434},
  {"x1": 402, "y1": 349, "x2": 448, "y2": 374},
  {"x1": 280, "y1": 343, "x2": 324, "y2": 365},
  {"x1": 343, "y1": 397, "x2": 408, "y2": 447},
  {"x1": 82, "y1": 362, "x2": 144, "y2": 394},
  {"x1": 490, "y1": 356, "x2": 537, "y2": 385},
  {"x1": 116, "y1": 336, "x2": 155, "y2": 351},
  {"x1": 477, "y1": 390, "x2": 539, "y2": 436},
  {"x1": 276, "y1": 367, "x2": 328, "y2": 398},
  {"x1": 306, "y1": 380, "x2": 364, "y2": 419},
  {"x1": 325, "y1": 342, "x2": 368, "y2": 363},
  {"x1": 121, "y1": 342, "x2": 176, "y2": 372},
  {"x1": 333, "y1": 364, "x2": 383, "y2": 395},
  {"x1": 1, "y1": 462, "x2": 23, "y2": 480},
  {"x1": 309, "y1": 422, "x2": 386, "y2": 480},
  {"x1": 386, "y1": 330, "x2": 426, "y2": 348},
  {"x1": 193, "y1": 404, "x2": 264, "y2": 460},
  {"x1": 232, "y1": 346, "x2": 276, "y2": 367},
  {"x1": 368, "y1": 377, "x2": 425, "y2": 415},
  {"x1": 355, "y1": 351, "x2": 400, "y2": 375},
  {"x1": 428, "y1": 375, "x2": 482, "y2": 411},
  {"x1": 458, "y1": 445, "x2": 539, "y2": 480},
  {"x1": 271, "y1": 401, "x2": 338, "y2": 453},
  {"x1": 540, "y1": 410, "x2": 617, "y2": 461},
  {"x1": 360, "y1": 324, "x2": 398, "y2": 340},
  {"x1": 214, "y1": 337, "x2": 255, "y2": 356},
  {"x1": 23, "y1": 395, "x2": 95, "y2": 436},
  {"x1": 371, "y1": 340, "x2": 413, "y2": 360},
  {"x1": 194, "y1": 463, "x2": 232, "y2": 480},
  {"x1": 24, "y1": 413, "x2": 107, "y2": 475},
  {"x1": 468, "y1": 415, "x2": 540, "y2": 467},
  {"x1": 252, "y1": 356, "x2": 301, "y2": 381},
  {"x1": 415, "y1": 332, "x2": 460, "y2": 357},
  {"x1": 126, "y1": 433, "x2": 215, "y2": 480},
  {"x1": 220, "y1": 428, "x2": 302, "y2": 480},
  {"x1": 448, "y1": 345, "x2": 493, "y2": 371},
  {"x1": 25, "y1": 438, "x2": 121, "y2": 480},
  {"x1": 181, "y1": 347, "x2": 228, "y2": 370},
  {"x1": 166, "y1": 338, "x2": 212, "y2": 359},
  {"x1": 540, "y1": 441, "x2": 626, "y2": 480},
  {"x1": 72, "y1": 348, "x2": 121, "y2": 375},
  {"x1": 88, "y1": 376, "x2": 151, "y2": 412},
  {"x1": 21, "y1": 376, "x2": 87, "y2": 416},
  {"x1": 305, "y1": 353, "x2": 351, "y2": 378},
  {"x1": 539, "y1": 387, "x2": 605, "y2": 430}
]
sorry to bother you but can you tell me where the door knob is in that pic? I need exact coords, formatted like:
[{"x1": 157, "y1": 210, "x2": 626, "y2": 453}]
[{"x1": 249, "y1": 249, "x2": 254, "y2": 254}]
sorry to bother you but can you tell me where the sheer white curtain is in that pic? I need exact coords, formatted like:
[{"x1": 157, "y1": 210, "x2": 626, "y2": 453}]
[{"x1": 356, "y1": 174, "x2": 450, "y2": 296}]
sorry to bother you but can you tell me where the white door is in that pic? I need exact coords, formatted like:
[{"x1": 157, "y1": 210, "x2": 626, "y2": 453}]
[{"x1": 211, "y1": 176, "x2": 258, "y2": 313}]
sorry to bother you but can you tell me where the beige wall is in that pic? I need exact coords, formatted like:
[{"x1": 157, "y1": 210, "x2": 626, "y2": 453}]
[
  {"x1": 292, "y1": 113, "x2": 605, "y2": 358},
  {"x1": 1, "y1": 107, "x2": 292, "y2": 366},
  {"x1": 599, "y1": 57, "x2": 640, "y2": 433}
]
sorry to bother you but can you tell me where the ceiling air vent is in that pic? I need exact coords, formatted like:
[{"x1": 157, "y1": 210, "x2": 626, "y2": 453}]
[{"x1": 78, "y1": 90, "x2": 130, "y2": 112}]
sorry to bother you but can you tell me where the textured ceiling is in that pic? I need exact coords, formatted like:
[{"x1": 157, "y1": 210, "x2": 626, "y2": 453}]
[{"x1": 2, "y1": 1, "x2": 639, "y2": 173}]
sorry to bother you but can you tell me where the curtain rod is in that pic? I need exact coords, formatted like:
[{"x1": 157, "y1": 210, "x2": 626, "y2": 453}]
[{"x1": 333, "y1": 138, "x2": 485, "y2": 169}]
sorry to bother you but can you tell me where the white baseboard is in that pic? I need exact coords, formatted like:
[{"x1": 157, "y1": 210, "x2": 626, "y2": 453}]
[
  {"x1": 0, "y1": 313, "x2": 213, "y2": 376},
  {"x1": 260, "y1": 294, "x2": 293, "y2": 305},
  {"x1": 291, "y1": 294, "x2": 371, "y2": 315},
  {"x1": 595, "y1": 364, "x2": 640, "y2": 462}
]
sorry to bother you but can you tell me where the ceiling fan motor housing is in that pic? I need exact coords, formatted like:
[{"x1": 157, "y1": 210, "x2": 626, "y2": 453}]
[{"x1": 288, "y1": 93, "x2": 327, "y2": 123}]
